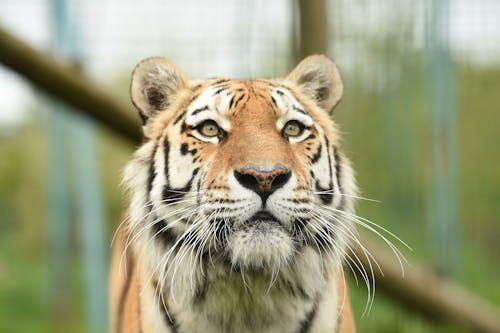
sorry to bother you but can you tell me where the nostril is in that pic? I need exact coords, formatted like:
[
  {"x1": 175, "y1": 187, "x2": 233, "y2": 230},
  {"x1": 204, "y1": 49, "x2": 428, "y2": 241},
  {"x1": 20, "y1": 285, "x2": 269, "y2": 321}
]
[
  {"x1": 234, "y1": 166, "x2": 292, "y2": 205},
  {"x1": 234, "y1": 171, "x2": 260, "y2": 192},
  {"x1": 271, "y1": 171, "x2": 292, "y2": 192}
]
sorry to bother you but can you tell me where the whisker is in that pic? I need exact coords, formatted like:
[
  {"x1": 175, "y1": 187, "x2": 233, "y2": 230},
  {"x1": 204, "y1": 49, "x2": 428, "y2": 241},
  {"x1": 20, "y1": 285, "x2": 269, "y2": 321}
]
[
  {"x1": 309, "y1": 212, "x2": 373, "y2": 289},
  {"x1": 140, "y1": 211, "x2": 205, "y2": 296},
  {"x1": 120, "y1": 202, "x2": 200, "y2": 272},
  {"x1": 119, "y1": 201, "x2": 195, "y2": 276},
  {"x1": 328, "y1": 206, "x2": 411, "y2": 251},
  {"x1": 312, "y1": 190, "x2": 381, "y2": 203},
  {"x1": 324, "y1": 207, "x2": 408, "y2": 277},
  {"x1": 310, "y1": 210, "x2": 382, "y2": 314}
]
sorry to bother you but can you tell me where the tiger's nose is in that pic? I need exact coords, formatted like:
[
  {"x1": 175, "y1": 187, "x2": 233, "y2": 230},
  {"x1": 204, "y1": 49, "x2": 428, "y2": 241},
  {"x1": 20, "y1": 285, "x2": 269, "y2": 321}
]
[{"x1": 234, "y1": 164, "x2": 292, "y2": 204}]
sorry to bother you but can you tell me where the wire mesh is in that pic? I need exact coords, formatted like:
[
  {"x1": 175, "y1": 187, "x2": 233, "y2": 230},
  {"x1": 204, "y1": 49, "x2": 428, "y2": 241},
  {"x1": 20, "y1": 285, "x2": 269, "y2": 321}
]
[{"x1": 0, "y1": 0, "x2": 499, "y2": 332}]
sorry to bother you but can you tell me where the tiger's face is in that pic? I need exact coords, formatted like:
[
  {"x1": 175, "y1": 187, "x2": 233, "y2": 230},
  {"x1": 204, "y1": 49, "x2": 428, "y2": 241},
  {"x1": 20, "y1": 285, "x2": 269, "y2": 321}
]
[{"x1": 125, "y1": 55, "x2": 356, "y2": 275}]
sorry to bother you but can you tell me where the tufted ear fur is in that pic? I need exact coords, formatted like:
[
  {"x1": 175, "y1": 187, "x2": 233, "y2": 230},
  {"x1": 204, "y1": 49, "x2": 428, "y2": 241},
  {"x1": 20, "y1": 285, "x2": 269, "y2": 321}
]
[
  {"x1": 287, "y1": 55, "x2": 344, "y2": 113},
  {"x1": 130, "y1": 57, "x2": 188, "y2": 124}
]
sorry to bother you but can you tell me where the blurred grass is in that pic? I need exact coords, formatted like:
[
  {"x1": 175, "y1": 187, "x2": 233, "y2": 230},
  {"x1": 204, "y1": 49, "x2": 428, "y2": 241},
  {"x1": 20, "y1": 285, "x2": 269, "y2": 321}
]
[
  {"x1": 339, "y1": 64, "x2": 500, "y2": 331},
  {"x1": 0, "y1": 119, "x2": 131, "y2": 333},
  {"x1": 0, "y1": 64, "x2": 499, "y2": 332}
]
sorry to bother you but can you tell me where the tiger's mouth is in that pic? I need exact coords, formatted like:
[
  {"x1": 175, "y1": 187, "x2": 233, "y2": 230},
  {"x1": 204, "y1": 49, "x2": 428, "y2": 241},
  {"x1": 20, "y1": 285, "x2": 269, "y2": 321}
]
[
  {"x1": 247, "y1": 210, "x2": 280, "y2": 225},
  {"x1": 224, "y1": 209, "x2": 297, "y2": 270}
]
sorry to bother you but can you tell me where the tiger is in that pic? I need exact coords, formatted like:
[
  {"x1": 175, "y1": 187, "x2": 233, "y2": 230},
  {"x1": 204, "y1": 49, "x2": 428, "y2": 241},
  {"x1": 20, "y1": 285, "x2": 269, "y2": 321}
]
[{"x1": 110, "y1": 55, "x2": 358, "y2": 333}]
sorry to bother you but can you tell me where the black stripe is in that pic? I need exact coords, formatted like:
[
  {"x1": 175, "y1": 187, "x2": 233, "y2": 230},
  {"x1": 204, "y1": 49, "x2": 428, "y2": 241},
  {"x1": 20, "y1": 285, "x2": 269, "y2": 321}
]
[
  {"x1": 196, "y1": 176, "x2": 202, "y2": 207},
  {"x1": 229, "y1": 95, "x2": 236, "y2": 109},
  {"x1": 212, "y1": 78, "x2": 229, "y2": 85},
  {"x1": 333, "y1": 148, "x2": 341, "y2": 188},
  {"x1": 316, "y1": 135, "x2": 334, "y2": 205},
  {"x1": 178, "y1": 229, "x2": 200, "y2": 246},
  {"x1": 325, "y1": 136, "x2": 334, "y2": 188},
  {"x1": 271, "y1": 96, "x2": 278, "y2": 107},
  {"x1": 147, "y1": 143, "x2": 158, "y2": 195},
  {"x1": 138, "y1": 111, "x2": 148, "y2": 125},
  {"x1": 162, "y1": 189, "x2": 186, "y2": 202},
  {"x1": 316, "y1": 181, "x2": 332, "y2": 204},
  {"x1": 211, "y1": 218, "x2": 229, "y2": 247},
  {"x1": 310, "y1": 143, "x2": 322, "y2": 164},
  {"x1": 255, "y1": 91, "x2": 268, "y2": 100},
  {"x1": 180, "y1": 143, "x2": 189, "y2": 155},
  {"x1": 292, "y1": 105, "x2": 308, "y2": 115},
  {"x1": 213, "y1": 87, "x2": 226, "y2": 95},
  {"x1": 156, "y1": 286, "x2": 180, "y2": 333},
  {"x1": 186, "y1": 94, "x2": 200, "y2": 107},
  {"x1": 333, "y1": 147, "x2": 344, "y2": 211},
  {"x1": 296, "y1": 299, "x2": 318, "y2": 333},
  {"x1": 304, "y1": 133, "x2": 316, "y2": 141},
  {"x1": 181, "y1": 122, "x2": 188, "y2": 133},
  {"x1": 180, "y1": 143, "x2": 197, "y2": 156},
  {"x1": 163, "y1": 167, "x2": 199, "y2": 202},
  {"x1": 191, "y1": 105, "x2": 209, "y2": 116},
  {"x1": 152, "y1": 219, "x2": 178, "y2": 245},
  {"x1": 173, "y1": 111, "x2": 186, "y2": 125},
  {"x1": 292, "y1": 218, "x2": 308, "y2": 240},
  {"x1": 164, "y1": 137, "x2": 170, "y2": 185},
  {"x1": 193, "y1": 260, "x2": 208, "y2": 304},
  {"x1": 162, "y1": 137, "x2": 183, "y2": 202},
  {"x1": 313, "y1": 225, "x2": 336, "y2": 252},
  {"x1": 233, "y1": 93, "x2": 246, "y2": 108}
]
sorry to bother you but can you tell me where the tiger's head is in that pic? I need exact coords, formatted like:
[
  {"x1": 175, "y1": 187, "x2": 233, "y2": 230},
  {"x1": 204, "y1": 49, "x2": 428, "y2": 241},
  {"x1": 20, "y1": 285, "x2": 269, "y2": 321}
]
[{"x1": 125, "y1": 55, "x2": 357, "y2": 278}]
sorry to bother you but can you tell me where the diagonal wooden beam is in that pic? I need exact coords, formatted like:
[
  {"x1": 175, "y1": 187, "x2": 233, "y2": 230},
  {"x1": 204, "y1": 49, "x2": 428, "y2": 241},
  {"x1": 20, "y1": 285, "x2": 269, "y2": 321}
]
[
  {"x1": 356, "y1": 237, "x2": 500, "y2": 333},
  {"x1": 0, "y1": 25, "x2": 141, "y2": 143}
]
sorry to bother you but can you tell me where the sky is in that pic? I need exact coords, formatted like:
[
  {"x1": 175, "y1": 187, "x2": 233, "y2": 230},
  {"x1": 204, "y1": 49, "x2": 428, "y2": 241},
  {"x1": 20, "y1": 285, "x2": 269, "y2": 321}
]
[{"x1": 0, "y1": 0, "x2": 499, "y2": 128}]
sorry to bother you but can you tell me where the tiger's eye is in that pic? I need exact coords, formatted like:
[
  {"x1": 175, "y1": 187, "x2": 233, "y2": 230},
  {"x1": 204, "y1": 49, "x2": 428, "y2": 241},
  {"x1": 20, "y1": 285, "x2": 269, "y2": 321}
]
[
  {"x1": 198, "y1": 120, "x2": 220, "y2": 137},
  {"x1": 283, "y1": 120, "x2": 304, "y2": 137}
]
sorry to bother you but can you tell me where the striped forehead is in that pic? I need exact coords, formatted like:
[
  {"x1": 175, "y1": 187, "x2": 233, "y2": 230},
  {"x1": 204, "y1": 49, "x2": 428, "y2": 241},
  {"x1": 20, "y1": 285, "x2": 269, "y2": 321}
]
[
  {"x1": 185, "y1": 84, "x2": 234, "y2": 129},
  {"x1": 271, "y1": 87, "x2": 314, "y2": 128},
  {"x1": 188, "y1": 85, "x2": 235, "y2": 116},
  {"x1": 185, "y1": 82, "x2": 313, "y2": 126}
]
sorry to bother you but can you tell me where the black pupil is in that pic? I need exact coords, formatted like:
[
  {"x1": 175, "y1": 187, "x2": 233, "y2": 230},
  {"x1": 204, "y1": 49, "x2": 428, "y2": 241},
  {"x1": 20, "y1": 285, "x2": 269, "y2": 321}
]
[
  {"x1": 287, "y1": 121, "x2": 302, "y2": 136},
  {"x1": 204, "y1": 121, "x2": 217, "y2": 135}
]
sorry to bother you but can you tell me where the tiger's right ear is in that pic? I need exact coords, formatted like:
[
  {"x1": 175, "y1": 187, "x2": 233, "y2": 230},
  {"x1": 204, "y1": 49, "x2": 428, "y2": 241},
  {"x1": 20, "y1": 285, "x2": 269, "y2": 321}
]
[{"x1": 130, "y1": 57, "x2": 188, "y2": 124}]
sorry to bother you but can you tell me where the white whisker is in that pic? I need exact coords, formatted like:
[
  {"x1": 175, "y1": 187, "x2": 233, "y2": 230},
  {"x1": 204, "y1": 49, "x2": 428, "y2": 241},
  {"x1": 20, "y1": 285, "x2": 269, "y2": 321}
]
[{"x1": 312, "y1": 190, "x2": 381, "y2": 203}]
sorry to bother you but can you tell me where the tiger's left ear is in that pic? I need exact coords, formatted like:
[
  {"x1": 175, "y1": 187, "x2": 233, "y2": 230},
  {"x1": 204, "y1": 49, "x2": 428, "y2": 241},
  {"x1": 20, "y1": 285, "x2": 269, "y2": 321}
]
[
  {"x1": 287, "y1": 55, "x2": 344, "y2": 114},
  {"x1": 130, "y1": 57, "x2": 188, "y2": 124}
]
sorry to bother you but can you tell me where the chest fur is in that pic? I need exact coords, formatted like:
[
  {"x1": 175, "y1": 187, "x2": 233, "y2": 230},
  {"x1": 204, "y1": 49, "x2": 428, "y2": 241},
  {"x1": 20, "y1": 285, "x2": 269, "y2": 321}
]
[{"x1": 138, "y1": 251, "x2": 341, "y2": 333}]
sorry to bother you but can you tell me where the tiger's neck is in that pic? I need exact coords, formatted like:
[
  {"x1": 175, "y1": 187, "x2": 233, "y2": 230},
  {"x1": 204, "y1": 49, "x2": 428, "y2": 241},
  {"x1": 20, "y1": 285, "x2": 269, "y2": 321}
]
[{"x1": 135, "y1": 242, "x2": 341, "y2": 333}]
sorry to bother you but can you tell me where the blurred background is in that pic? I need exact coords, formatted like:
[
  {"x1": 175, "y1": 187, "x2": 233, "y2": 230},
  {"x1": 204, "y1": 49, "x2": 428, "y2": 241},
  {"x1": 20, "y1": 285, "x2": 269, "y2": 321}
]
[{"x1": 0, "y1": 0, "x2": 499, "y2": 332}]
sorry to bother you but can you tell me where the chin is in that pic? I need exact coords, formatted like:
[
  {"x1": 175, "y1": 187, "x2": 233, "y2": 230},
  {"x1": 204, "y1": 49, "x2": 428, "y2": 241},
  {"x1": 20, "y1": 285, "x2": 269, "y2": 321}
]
[{"x1": 225, "y1": 219, "x2": 296, "y2": 271}]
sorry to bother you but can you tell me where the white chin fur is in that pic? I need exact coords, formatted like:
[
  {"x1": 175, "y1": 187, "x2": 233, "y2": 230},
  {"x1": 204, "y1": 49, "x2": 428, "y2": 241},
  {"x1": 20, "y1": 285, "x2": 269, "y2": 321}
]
[{"x1": 227, "y1": 222, "x2": 295, "y2": 270}]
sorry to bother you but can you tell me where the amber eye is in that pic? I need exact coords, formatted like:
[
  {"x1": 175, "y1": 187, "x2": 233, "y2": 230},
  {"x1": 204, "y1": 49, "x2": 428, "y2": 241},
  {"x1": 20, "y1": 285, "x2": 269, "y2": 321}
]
[
  {"x1": 283, "y1": 120, "x2": 305, "y2": 138},
  {"x1": 197, "y1": 120, "x2": 221, "y2": 138}
]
